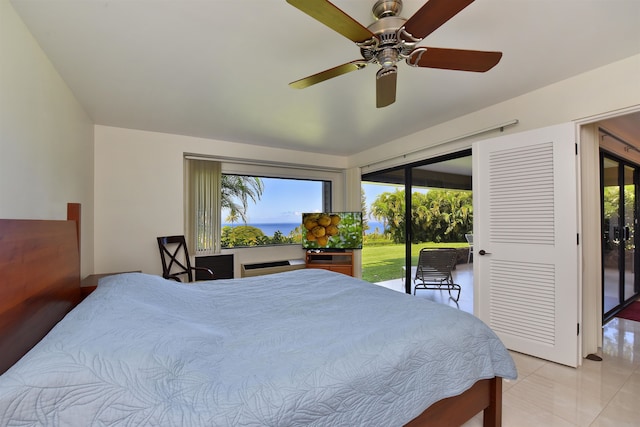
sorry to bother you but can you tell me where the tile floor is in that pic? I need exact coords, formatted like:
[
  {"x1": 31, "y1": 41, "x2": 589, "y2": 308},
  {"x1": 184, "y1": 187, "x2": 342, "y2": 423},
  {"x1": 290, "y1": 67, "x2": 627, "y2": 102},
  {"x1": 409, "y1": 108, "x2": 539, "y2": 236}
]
[{"x1": 375, "y1": 264, "x2": 640, "y2": 426}]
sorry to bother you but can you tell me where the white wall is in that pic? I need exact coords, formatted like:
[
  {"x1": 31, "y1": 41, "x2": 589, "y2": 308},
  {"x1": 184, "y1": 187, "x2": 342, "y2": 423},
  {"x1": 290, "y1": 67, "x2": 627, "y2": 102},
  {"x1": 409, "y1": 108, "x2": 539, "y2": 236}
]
[
  {"x1": 352, "y1": 54, "x2": 640, "y2": 171},
  {"x1": 94, "y1": 126, "x2": 349, "y2": 276},
  {"x1": 0, "y1": 0, "x2": 94, "y2": 276}
]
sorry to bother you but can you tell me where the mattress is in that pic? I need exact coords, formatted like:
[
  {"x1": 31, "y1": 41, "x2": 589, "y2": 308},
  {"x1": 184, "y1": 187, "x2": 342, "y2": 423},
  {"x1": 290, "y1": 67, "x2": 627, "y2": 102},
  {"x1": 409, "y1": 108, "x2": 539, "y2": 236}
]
[{"x1": 0, "y1": 269, "x2": 516, "y2": 426}]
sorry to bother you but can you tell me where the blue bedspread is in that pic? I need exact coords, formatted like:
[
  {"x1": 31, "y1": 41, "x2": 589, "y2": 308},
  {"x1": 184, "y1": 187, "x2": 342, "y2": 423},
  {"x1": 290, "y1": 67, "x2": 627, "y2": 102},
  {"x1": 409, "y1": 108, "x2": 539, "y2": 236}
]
[{"x1": 0, "y1": 269, "x2": 516, "y2": 426}]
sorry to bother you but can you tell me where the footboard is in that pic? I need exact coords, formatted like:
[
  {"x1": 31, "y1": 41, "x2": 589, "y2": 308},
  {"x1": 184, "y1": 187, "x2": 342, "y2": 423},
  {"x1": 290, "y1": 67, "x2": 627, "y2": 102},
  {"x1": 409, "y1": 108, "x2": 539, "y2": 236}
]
[{"x1": 405, "y1": 377, "x2": 502, "y2": 427}]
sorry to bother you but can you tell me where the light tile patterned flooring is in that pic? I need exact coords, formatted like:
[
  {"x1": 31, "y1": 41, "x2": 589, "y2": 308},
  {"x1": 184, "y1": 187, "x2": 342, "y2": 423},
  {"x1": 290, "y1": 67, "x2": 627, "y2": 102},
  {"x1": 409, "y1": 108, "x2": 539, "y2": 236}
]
[{"x1": 375, "y1": 264, "x2": 640, "y2": 426}]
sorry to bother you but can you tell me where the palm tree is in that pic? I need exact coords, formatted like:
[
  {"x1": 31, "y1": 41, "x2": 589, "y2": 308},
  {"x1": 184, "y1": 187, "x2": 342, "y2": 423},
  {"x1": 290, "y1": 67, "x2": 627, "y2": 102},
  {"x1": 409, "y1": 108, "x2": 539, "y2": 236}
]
[
  {"x1": 370, "y1": 190, "x2": 405, "y2": 243},
  {"x1": 361, "y1": 187, "x2": 368, "y2": 232},
  {"x1": 221, "y1": 175, "x2": 264, "y2": 224},
  {"x1": 370, "y1": 188, "x2": 473, "y2": 243},
  {"x1": 225, "y1": 208, "x2": 241, "y2": 226}
]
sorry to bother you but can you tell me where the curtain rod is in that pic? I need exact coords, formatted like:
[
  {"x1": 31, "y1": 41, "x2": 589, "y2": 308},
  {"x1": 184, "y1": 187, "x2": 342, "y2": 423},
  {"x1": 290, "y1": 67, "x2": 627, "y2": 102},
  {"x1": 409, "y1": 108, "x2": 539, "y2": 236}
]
[
  {"x1": 599, "y1": 127, "x2": 640, "y2": 154},
  {"x1": 363, "y1": 119, "x2": 519, "y2": 170},
  {"x1": 183, "y1": 154, "x2": 344, "y2": 173}
]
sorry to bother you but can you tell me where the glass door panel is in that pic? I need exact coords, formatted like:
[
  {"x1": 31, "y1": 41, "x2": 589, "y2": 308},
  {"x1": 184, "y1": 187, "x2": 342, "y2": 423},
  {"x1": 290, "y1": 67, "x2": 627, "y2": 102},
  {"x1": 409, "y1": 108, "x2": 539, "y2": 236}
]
[
  {"x1": 623, "y1": 165, "x2": 636, "y2": 302},
  {"x1": 602, "y1": 157, "x2": 621, "y2": 314},
  {"x1": 410, "y1": 157, "x2": 473, "y2": 307},
  {"x1": 361, "y1": 176, "x2": 407, "y2": 292}
]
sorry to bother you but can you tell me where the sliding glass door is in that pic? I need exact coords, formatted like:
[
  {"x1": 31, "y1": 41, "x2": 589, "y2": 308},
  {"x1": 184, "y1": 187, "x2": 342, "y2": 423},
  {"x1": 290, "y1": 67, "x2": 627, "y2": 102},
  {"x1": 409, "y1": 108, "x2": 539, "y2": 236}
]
[
  {"x1": 601, "y1": 153, "x2": 640, "y2": 321},
  {"x1": 362, "y1": 150, "x2": 472, "y2": 295}
]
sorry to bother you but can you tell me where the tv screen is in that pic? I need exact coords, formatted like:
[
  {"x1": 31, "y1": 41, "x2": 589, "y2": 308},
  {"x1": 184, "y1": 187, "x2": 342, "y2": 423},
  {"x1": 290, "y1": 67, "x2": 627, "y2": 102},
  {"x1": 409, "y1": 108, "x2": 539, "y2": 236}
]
[{"x1": 301, "y1": 212, "x2": 363, "y2": 250}]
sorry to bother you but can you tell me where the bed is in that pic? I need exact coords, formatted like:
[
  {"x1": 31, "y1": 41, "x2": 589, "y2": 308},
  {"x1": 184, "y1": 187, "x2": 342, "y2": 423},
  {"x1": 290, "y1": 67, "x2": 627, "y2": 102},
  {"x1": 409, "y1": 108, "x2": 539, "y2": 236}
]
[{"x1": 0, "y1": 209, "x2": 517, "y2": 426}]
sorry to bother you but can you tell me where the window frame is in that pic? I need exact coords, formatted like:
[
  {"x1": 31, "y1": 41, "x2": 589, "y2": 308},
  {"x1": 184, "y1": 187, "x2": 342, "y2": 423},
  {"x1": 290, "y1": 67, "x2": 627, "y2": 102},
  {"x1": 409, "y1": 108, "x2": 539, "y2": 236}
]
[
  {"x1": 220, "y1": 173, "x2": 332, "y2": 248},
  {"x1": 185, "y1": 155, "x2": 345, "y2": 254}
]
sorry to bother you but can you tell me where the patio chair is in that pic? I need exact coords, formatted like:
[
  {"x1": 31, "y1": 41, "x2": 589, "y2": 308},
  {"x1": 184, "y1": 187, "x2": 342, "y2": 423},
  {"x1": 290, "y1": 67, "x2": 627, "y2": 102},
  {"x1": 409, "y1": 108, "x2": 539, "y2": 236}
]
[
  {"x1": 413, "y1": 248, "x2": 461, "y2": 301},
  {"x1": 465, "y1": 233, "x2": 473, "y2": 263}
]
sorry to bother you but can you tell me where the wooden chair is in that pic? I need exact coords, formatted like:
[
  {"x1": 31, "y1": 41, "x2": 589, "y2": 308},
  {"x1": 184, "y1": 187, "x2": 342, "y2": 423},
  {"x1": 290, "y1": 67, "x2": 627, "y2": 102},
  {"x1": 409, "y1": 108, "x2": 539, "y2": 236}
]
[
  {"x1": 413, "y1": 248, "x2": 461, "y2": 301},
  {"x1": 157, "y1": 235, "x2": 214, "y2": 282}
]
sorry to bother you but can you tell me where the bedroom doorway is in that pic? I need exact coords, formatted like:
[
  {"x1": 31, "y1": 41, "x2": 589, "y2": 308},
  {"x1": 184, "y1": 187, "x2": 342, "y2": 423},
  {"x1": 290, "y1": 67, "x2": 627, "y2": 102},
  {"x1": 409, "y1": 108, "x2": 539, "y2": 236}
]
[{"x1": 590, "y1": 110, "x2": 640, "y2": 329}]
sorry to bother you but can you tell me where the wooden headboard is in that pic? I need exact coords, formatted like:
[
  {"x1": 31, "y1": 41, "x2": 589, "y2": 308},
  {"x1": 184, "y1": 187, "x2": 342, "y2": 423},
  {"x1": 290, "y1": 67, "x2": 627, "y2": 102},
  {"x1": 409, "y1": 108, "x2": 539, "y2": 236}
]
[{"x1": 0, "y1": 203, "x2": 81, "y2": 374}]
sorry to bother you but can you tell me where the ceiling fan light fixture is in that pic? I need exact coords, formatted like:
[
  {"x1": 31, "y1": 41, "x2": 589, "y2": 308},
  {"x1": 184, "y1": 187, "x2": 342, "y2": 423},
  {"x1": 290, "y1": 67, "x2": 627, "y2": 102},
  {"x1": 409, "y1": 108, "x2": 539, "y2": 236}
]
[{"x1": 378, "y1": 47, "x2": 399, "y2": 67}]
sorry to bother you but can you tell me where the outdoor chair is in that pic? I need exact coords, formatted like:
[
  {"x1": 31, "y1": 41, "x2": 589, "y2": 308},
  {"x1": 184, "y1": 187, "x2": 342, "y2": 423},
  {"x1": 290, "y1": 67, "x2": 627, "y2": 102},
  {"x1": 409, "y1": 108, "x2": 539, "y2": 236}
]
[
  {"x1": 465, "y1": 233, "x2": 474, "y2": 263},
  {"x1": 413, "y1": 248, "x2": 461, "y2": 301},
  {"x1": 157, "y1": 235, "x2": 214, "y2": 282}
]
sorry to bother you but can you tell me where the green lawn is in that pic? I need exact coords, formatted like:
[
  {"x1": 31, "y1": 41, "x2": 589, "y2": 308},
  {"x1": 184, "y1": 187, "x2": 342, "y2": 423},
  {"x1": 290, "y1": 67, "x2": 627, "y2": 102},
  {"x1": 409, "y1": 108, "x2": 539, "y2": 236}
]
[{"x1": 361, "y1": 242, "x2": 469, "y2": 283}]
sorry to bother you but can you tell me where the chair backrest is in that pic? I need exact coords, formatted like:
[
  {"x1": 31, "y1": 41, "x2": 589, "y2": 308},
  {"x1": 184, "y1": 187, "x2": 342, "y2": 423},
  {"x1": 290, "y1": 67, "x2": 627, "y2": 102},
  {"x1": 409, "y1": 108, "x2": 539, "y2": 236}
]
[
  {"x1": 465, "y1": 233, "x2": 473, "y2": 246},
  {"x1": 157, "y1": 235, "x2": 195, "y2": 282},
  {"x1": 414, "y1": 248, "x2": 458, "y2": 283}
]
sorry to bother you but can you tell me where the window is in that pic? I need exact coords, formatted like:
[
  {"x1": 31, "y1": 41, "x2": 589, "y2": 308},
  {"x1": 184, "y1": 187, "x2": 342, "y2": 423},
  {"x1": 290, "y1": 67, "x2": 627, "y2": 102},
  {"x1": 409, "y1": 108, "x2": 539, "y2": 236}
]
[
  {"x1": 221, "y1": 175, "x2": 330, "y2": 248},
  {"x1": 185, "y1": 157, "x2": 338, "y2": 253}
]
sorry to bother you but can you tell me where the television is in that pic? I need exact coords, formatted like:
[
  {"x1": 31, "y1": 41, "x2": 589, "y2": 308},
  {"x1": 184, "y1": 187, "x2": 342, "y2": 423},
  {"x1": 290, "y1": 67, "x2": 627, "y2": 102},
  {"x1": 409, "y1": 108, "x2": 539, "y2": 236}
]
[{"x1": 301, "y1": 212, "x2": 363, "y2": 250}]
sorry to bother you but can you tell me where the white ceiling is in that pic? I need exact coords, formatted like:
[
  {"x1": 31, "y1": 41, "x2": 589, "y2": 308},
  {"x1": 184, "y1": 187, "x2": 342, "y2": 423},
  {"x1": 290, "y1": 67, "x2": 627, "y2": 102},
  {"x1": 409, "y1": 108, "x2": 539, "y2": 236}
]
[{"x1": 10, "y1": 0, "x2": 640, "y2": 156}]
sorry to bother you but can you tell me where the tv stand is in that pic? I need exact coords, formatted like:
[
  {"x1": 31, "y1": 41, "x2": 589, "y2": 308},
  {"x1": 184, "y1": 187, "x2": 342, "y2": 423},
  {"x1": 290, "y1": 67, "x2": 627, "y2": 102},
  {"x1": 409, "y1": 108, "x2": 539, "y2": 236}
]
[{"x1": 305, "y1": 250, "x2": 353, "y2": 277}]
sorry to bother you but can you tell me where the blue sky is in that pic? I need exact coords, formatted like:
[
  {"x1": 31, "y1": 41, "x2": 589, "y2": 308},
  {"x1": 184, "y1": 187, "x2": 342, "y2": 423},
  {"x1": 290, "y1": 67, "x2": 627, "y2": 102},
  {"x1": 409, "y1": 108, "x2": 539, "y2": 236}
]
[
  {"x1": 223, "y1": 178, "x2": 322, "y2": 224},
  {"x1": 222, "y1": 178, "x2": 404, "y2": 224}
]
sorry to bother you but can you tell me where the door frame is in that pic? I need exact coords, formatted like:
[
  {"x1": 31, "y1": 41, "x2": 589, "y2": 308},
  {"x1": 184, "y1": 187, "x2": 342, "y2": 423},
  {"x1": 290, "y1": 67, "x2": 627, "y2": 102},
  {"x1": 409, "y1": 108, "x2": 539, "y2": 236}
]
[
  {"x1": 600, "y1": 147, "x2": 640, "y2": 321},
  {"x1": 576, "y1": 105, "x2": 640, "y2": 357}
]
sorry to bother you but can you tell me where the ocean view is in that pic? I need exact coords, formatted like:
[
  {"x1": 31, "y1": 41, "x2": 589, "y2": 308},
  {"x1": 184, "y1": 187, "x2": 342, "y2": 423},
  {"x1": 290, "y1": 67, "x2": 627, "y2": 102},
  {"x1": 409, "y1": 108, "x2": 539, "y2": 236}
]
[{"x1": 223, "y1": 221, "x2": 384, "y2": 237}]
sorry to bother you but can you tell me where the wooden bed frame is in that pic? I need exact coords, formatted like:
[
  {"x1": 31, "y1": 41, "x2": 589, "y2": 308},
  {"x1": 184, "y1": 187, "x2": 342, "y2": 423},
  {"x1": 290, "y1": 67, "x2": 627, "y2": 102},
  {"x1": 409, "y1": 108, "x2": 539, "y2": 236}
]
[
  {"x1": 0, "y1": 203, "x2": 81, "y2": 375},
  {"x1": 0, "y1": 204, "x2": 503, "y2": 426}
]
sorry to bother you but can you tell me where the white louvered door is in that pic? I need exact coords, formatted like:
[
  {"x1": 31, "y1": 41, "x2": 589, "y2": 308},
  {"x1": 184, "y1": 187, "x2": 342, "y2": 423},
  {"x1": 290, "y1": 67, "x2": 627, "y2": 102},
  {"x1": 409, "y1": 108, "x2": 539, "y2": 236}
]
[{"x1": 472, "y1": 123, "x2": 580, "y2": 367}]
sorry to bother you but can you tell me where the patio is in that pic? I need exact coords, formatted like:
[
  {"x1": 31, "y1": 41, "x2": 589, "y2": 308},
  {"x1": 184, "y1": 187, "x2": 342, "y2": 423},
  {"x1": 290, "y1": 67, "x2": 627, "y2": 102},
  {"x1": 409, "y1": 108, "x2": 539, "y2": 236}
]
[{"x1": 374, "y1": 262, "x2": 474, "y2": 314}]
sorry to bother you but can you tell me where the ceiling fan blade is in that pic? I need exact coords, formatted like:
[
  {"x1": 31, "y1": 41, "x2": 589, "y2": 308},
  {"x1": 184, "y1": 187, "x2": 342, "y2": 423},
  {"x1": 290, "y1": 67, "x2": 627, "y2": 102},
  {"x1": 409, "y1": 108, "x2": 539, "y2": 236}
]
[
  {"x1": 402, "y1": 0, "x2": 474, "y2": 41},
  {"x1": 407, "y1": 47, "x2": 502, "y2": 72},
  {"x1": 286, "y1": 0, "x2": 377, "y2": 43},
  {"x1": 376, "y1": 67, "x2": 397, "y2": 108},
  {"x1": 289, "y1": 61, "x2": 367, "y2": 89}
]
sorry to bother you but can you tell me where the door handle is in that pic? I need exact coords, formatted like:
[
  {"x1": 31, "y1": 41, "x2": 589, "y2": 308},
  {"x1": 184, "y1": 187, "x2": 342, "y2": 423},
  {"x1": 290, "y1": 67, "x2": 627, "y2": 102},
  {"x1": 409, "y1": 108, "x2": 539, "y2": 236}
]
[{"x1": 478, "y1": 249, "x2": 491, "y2": 256}]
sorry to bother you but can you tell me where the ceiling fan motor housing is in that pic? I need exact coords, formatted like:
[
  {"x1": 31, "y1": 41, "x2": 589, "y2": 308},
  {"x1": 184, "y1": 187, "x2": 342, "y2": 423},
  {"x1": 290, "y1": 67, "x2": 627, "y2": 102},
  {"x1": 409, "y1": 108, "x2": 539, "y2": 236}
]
[
  {"x1": 362, "y1": 15, "x2": 414, "y2": 67},
  {"x1": 372, "y1": 0, "x2": 403, "y2": 19}
]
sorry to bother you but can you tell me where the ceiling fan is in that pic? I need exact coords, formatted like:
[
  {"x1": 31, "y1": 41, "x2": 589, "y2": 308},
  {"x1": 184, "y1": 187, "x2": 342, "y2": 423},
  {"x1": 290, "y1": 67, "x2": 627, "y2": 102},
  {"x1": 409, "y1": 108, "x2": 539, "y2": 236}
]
[{"x1": 286, "y1": 0, "x2": 502, "y2": 108}]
